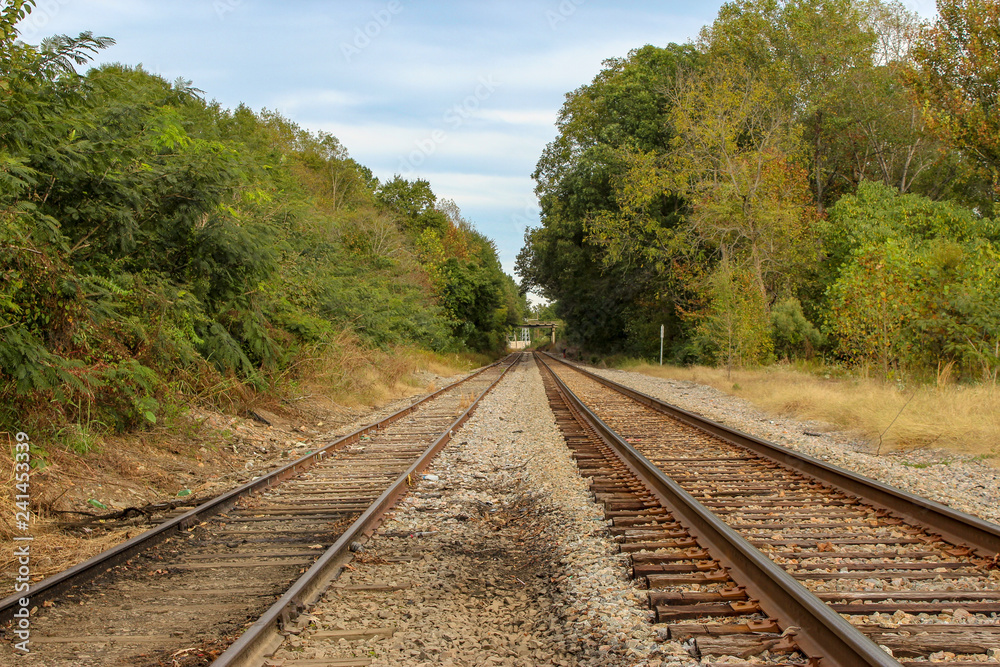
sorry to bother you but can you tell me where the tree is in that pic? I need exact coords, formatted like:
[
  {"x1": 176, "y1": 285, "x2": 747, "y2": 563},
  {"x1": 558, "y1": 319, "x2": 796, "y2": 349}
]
[
  {"x1": 697, "y1": 0, "x2": 983, "y2": 211},
  {"x1": 521, "y1": 44, "x2": 699, "y2": 356},
  {"x1": 822, "y1": 182, "x2": 1000, "y2": 379},
  {"x1": 375, "y1": 176, "x2": 448, "y2": 235},
  {"x1": 666, "y1": 67, "x2": 818, "y2": 299},
  {"x1": 770, "y1": 297, "x2": 824, "y2": 360},
  {"x1": 0, "y1": 0, "x2": 34, "y2": 64},
  {"x1": 699, "y1": 0, "x2": 877, "y2": 210},
  {"x1": 518, "y1": 0, "x2": 1000, "y2": 375},
  {"x1": 294, "y1": 131, "x2": 371, "y2": 212},
  {"x1": 908, "y1": 0, "x2": 1000, "y2": 194},
  {"x1": 695, "y1": 262, "x2": 773, "y2": 374},
  {"x1": 825, "y1": 239, "x2": 920, "y2": 377},
  {"x1": 0, "y1": 6, "x2": 518, "y2": 444}
]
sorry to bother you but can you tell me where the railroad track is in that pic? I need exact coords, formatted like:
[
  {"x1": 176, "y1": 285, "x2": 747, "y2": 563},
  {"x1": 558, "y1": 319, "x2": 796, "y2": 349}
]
[
  {"x1": 0, "y1": 354, "x2": 519, "y2": 666},
  {"x1": 536, "y1": 352, "x2": 1000, "y2": 667}
]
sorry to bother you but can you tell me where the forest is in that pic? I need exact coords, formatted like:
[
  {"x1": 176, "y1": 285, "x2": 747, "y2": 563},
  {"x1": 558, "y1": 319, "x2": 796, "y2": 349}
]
[
  {"x1": 0, "y1": 1, "x2": 525, "y2": 446},
  {"x1": 517, "y1": 0, "x2": 1000, "y2": 382}
]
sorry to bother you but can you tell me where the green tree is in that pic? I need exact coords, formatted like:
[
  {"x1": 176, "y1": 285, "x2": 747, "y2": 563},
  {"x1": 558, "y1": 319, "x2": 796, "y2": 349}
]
[
  {"x1": 520, "y1": 44, "x2": 699, "y2": 356},
  {"x1": 825, "y1": 239, "x2": 919, "y2": 377},
  {"x1": 823, "y1": 182, "x2": 1000, "y2": 378},
  {"x1": 771, "y1": 297, "x2": 824, "y2": 360},
  {"x1": 0, "y1": 9, "x2": 518, "y2": 443},
  {"x1": 695, "y1": 262, "x2": 773, "y2": 374},
  {"x1": 0, "y1": 0, "x2": 33, "y2": 64},
  {"x1": 908, "y1": 0, "x2": 1000, "y2": 195},
  {"x1": 375, "y1": 176, "x2": 448, "y2": 235}
]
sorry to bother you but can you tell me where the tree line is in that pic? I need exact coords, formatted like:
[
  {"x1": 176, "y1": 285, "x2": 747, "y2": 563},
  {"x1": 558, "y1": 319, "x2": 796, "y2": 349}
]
[
  {"x1": 517, "y1": 0, "x2": 999, "y2": 381},
  {"x1": 0, "y1": 1, "x2": 525, "y2": 443}
]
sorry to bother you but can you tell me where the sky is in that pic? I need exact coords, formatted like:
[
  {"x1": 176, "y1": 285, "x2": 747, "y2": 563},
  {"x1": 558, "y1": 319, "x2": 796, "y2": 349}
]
[{"x1": 14, "y1": 0, "x2": 939, "y2": 284}]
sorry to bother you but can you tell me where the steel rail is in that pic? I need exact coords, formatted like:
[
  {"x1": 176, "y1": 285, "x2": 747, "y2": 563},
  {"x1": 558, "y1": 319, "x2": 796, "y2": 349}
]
[
  {"x1": 536, "y1": 353, "x2": 900, "y2": 667},
  {"x1": 210, "y1": 353, "x2": 520, "y2": 666},
  {"x1": 541, "y1": 353, "x2": 1000, "y2": 559},
  {"x1": 0, "y1": 357, "x2": 511, "y2": 625}
]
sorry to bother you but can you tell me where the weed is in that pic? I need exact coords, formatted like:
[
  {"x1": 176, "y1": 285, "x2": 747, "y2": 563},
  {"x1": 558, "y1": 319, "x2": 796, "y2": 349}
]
[
  {"x1": 55, "y1": 422, "x2": 105, "y2": 454},
  {"x1": 458, "y1": 391, "x2": 477, "y2": 411}
]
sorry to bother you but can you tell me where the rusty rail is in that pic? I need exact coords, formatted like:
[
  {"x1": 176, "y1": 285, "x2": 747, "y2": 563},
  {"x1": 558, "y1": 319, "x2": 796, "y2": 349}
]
[
  {"x1": 540, "y1": 353, "x2": 1000, "y2": 558},
  {"x1": 0, "y1": 356, "x2": 515, "y2": 625},
  {"x1": 210, "y1": 353, "x2": 520, "y2": 666},
  {"x1": 536, "y1": 352, "x2": 903, "y2": 667}
]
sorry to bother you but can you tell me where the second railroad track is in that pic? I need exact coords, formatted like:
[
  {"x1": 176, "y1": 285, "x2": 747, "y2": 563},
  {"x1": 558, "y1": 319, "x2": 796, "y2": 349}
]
[{"x1": 0, "y1": 354, "x2": 520, "y2": 666}]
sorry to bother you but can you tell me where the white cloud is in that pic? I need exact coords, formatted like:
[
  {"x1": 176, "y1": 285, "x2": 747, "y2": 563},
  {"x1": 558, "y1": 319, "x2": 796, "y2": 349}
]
[
  {"x1": 272, "y1": 89, "x2": 369, "y2": 115},
  {"x1": 474, "y1": 109, "x2": 558, "y2": 126},
  {"x1": 310, "y1": 119, "x2": 548, "y2": 176},
  {"x1": 401, "y1": 171, "x2": 536, "y2": 211}
]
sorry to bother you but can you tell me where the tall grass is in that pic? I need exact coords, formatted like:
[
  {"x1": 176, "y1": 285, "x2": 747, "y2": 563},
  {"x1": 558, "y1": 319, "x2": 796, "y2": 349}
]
[
  {"x1": 618, "y1": 361, "x2": 1000, "y2": 463},
  {"x1": 288, "y1": 331, "x2": 488, "y2": 410}
]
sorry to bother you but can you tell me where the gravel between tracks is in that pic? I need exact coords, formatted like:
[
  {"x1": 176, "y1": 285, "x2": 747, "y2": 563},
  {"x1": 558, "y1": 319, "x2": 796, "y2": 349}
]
[
  {"x1": 265, "y1": 359, "x2": 1000, "y2": 667},
  {"x1": 588, "y1": 367, "x2": 1000, "y2": 525},
  {"x1": 266, "y1": 359, "x2": 697, "y2": 667}
]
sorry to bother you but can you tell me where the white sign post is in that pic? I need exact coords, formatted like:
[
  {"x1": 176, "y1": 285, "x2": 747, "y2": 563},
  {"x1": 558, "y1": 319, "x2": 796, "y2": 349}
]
[{"x1": 659, "y1": 324, "x2": 664, "y2": 366}]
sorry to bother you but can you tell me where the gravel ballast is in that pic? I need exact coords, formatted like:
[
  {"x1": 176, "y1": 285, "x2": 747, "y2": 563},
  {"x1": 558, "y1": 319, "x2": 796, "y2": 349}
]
[
  {"x1": 589, "y1": 367, "x2": 1000, "y2": 525},
  {"x1": 265, "y1": 358, "x2": 1000, "y2": 667},
  {"x1": 266, "y1": 359, "x2": 695, "y2": 667}
]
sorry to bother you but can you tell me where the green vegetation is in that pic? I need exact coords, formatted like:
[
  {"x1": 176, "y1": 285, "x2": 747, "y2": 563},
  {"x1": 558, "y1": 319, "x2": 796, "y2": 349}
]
[
  {"x1": 518, "y1": 0, "x2": 999, "y2": 384},
  {"x1": 0, "y1": 1, "x2": 525, "y2": 443}
]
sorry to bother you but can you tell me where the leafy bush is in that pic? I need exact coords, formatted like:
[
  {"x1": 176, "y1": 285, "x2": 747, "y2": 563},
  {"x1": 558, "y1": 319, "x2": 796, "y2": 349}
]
[
  {"x1": 770, "y1": 298, "x2": 824, "y2": 360},
  {"x1": 823, "y1": 183, "x2": 1000, "y2": 380}
]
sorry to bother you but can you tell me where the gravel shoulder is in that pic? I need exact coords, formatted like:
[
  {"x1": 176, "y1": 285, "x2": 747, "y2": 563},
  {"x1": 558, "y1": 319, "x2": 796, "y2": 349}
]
[{"x1": 589, "y1": 366, "x2": 1000, "y2": 525}]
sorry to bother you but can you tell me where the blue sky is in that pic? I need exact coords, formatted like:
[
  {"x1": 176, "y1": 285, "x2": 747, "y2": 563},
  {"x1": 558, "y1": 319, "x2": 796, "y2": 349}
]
[{"x1": 15, "y1": 0, "x2": 937, "y2": 283}]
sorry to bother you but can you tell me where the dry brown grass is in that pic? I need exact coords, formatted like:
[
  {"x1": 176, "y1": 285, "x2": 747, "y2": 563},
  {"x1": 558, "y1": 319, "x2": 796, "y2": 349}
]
[
  {"x1": 0, "y1": 433, "x2": 153, "y2": 591},
  {"x1": 289, "y1": 331, "x2": 487, "y2": 412},
  {"x1": 620, "y1": 362, "x2": 1000, "y2": 464},
  {"x1": 457, "y1": 390, "x2": 478, "y2": 411},
  {"x1": 0, "y1": 523, "x2": 135, "y2": 584}
]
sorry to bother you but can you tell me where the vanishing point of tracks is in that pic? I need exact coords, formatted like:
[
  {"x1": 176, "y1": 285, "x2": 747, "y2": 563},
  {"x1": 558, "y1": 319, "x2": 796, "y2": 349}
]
[
  {"x1": 0, "y1": 355, "x2": 519, "y2": 666},
  {"x1": 537, "y1": 352, "x2": 1000, "y2": 667},
  {"x1": 3, "y1": 351, "x2": 999, "y2": 667}
]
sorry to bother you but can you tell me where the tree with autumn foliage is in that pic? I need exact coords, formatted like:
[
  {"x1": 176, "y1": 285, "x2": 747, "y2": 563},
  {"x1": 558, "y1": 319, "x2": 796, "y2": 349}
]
[
  {"x1": 908, "y1": 0, "x2": 1000, "y2": 197},
  {"x1": 519, "y1": 0, "x2": 1000, "y2": 379}
]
